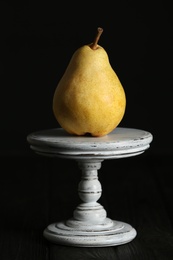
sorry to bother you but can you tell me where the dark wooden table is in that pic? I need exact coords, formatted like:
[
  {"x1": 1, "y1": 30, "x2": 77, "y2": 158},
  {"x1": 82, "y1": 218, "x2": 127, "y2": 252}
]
[{"x1": 1, "y1": 154, "x2": 173, "y2": 259}]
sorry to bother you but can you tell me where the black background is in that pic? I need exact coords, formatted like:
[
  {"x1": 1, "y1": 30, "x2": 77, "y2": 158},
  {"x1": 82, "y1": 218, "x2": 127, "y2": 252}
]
[{"x1": 0, "y1": 1, "x2": 172, "y2": 156}]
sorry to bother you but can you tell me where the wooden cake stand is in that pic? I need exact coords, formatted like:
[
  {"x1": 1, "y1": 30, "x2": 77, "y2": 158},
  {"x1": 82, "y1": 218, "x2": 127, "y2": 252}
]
[{"x1": 27, "y1": 127, "x2": 153, "y2": 247}]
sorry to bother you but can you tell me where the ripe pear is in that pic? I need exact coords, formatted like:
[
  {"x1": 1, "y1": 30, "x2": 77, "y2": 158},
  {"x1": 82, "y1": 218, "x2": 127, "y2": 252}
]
[{"x1": 53, "y1": 27, "x2": 126, "y2": 137}]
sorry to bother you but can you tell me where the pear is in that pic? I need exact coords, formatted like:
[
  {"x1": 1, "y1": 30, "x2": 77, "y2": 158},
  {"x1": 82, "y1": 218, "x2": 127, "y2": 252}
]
[{"x1": 53, "y1": 27, "x2": 126, "y2": 137}]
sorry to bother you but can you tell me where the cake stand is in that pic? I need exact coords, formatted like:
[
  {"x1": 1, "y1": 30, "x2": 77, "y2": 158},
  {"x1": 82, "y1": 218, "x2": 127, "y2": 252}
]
[{"x1": 27, "y1": 127, "x2": 153, "y2": 247}]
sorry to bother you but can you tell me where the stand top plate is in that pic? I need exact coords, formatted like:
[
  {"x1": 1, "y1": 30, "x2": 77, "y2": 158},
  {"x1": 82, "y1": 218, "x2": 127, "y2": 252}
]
[{"x1": 27, "y1": 127, "x2": 153, "y2": 159}]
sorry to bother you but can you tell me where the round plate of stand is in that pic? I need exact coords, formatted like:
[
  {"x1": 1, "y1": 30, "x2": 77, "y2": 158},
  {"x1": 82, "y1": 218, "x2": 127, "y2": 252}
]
[{"x1": 27, "y1": 127, "x2": 153, "y2": 159}]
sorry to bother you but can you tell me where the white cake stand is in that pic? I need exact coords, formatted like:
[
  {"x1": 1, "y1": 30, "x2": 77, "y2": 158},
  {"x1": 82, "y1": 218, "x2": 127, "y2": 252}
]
[{"x1": 27, "y1": 127, "x2": 153, "y2": 247}]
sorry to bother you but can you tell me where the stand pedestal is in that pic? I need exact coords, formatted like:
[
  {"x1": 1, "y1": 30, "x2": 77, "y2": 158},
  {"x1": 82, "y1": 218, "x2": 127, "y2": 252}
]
[{"x1": 27, "y1": 127, "x2": 153, "y2": 247}]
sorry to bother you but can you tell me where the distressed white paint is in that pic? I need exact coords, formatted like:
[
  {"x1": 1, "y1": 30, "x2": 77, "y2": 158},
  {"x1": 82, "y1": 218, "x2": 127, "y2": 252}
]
[{"x1": 27, "y1": 127, "x2": 153, "y2": 247}]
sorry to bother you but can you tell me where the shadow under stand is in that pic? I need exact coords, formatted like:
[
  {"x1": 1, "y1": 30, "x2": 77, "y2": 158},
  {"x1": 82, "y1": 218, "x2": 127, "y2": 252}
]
[{"x1": 27, "y1": 127, "x2": 153, "y2": 247}]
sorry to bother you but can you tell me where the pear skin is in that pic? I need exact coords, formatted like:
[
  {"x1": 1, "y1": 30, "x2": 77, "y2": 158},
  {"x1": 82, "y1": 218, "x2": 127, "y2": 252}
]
[{"x1": 53, "y1": 28, "x2": 126, "y2": 137}]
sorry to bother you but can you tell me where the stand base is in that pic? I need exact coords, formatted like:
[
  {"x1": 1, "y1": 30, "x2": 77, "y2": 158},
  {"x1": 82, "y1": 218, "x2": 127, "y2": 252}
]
[{"x1": 43, "y1": 218, "x2": 137, "y2": 247}]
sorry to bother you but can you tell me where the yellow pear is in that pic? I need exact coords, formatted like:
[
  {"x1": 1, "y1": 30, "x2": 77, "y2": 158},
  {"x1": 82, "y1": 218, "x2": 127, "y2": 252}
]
[{"x1": 53, "y1": 27, "x2": 126, "y2": 137}]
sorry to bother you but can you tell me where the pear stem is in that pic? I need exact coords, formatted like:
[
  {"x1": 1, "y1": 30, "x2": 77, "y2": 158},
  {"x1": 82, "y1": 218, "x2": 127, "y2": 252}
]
[{"x1": 90, "y1": 27, "x2": 103, "y2": 50}]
